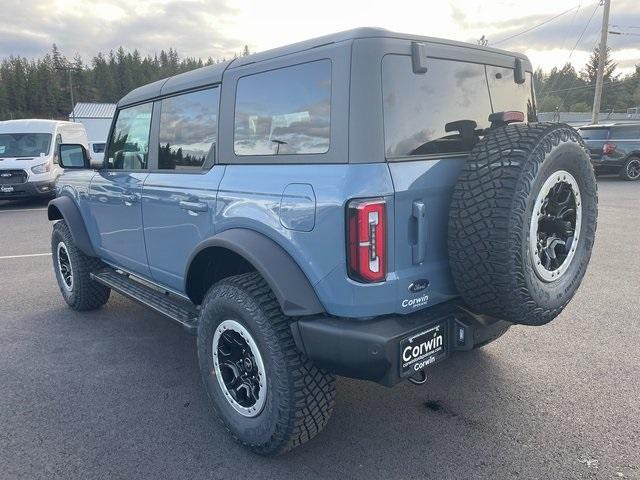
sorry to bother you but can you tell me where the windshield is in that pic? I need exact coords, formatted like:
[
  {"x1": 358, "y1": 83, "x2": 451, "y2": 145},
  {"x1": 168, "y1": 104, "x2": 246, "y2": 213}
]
[
  {"x1": 0, "y1": 133, "x2": 52, "y2": 158},
  {"x1": 578, "y1": 128, "x2": 609, "y2": 141}
]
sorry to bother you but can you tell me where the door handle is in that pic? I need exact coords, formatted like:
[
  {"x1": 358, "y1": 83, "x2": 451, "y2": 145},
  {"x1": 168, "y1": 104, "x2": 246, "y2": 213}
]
[
  {"x1": 412, "y1": 200, "x2": 427, "y2": 264},
  {"x1": 179, "y1": 200, "x2": 208, "y2": 213},
  {"x1": 123, "y1": 193, "x2": 138, "y2": 206}
]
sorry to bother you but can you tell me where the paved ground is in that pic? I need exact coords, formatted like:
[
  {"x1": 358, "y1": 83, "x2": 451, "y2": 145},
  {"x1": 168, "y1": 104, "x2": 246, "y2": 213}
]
[{"x1": 0, "y1": 177, "x2": 638, "y2": 480}]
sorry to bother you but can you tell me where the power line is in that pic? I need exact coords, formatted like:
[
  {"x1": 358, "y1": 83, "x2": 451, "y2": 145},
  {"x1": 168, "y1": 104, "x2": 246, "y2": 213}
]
[
  {"x1": 609, "y1": 31, "x2": 640, "y2": 36},
  {"x1": 538, "y1": 3, "x2": 601, "y2": 104},
  {"x1": 566, "y1": 3, "x2": 601, "y2": 61},
  {"x1": 545, "y1": 79, "x2": 627, "y2": 94},
  {"x1": 492, "y1": 4, "x2": 585, "y2": 46}
]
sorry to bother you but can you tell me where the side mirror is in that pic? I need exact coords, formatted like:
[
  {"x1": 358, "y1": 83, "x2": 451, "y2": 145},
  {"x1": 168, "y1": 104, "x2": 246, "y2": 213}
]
[{"x1": 58, "y1": 144, "x2": 90, "y2": 169}]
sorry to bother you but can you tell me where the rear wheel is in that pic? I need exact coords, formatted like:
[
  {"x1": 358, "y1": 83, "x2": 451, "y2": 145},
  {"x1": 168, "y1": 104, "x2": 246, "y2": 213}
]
[
  {"x1": 448, "y1": 123, "x2": 598, "y2": 326},
  {"x1": 51, "y1": 221, "x2": 110, "y2": 311},
  {"x1": 197, "y1": 272, "x2": 336, "y2": 455},
  {"x1": 619, "y1": 157, "x2": 640, "y2": 181}
]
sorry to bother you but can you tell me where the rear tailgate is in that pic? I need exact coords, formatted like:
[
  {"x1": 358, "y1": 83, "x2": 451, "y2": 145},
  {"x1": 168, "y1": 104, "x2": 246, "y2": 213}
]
[
  {"x1": 381, "y1": 50, "x2": 535, "y2": 314},
  {"x1": 578, "y1": 127, "x2": 610, "y2": 159}
]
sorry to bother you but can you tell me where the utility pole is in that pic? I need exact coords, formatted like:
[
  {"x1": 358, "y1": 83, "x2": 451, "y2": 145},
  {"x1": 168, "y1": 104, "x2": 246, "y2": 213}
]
[
  {"x1": 591, "y1": 0, "x2": 611, "y2": 124},
  {"x1": 55, "y1": 63, "x2": 76, "y2": 121},
  {"x1": 68, "y1": 68, "x2": 75, "y2": 121}
]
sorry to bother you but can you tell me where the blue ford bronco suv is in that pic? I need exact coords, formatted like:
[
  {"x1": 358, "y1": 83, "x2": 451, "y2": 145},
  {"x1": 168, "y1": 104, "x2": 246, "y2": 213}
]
[{"x1": 48, "y1": 28, "x2": 598, "y2": 455}]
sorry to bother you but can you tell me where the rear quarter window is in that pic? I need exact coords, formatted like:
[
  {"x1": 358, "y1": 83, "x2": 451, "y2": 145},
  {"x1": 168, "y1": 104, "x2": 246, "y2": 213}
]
[
  {"x1": 234, "y1": 60, "x2": 331, "y2": 156},
  {"x1": 382, "y1": 55, "x2": 492, "y2": 158}
]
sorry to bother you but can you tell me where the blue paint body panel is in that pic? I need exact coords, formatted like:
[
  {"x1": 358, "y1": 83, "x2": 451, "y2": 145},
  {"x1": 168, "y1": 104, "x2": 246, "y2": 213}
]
[
  {"x1": 279, "y1": 183, "x2": 316, "y2": 232},
  {"x1": 142, "y1": 167, "x2": 226, "y2": 291}
]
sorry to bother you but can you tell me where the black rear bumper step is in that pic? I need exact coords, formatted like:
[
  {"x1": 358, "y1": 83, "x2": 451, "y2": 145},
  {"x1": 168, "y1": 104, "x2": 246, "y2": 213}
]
[
  {"x1": 91, "y1": 269, "x2": 199, "y2": 334},
  {"x1": 290, "y1": 300, "x2": 510, "y2": 387}
]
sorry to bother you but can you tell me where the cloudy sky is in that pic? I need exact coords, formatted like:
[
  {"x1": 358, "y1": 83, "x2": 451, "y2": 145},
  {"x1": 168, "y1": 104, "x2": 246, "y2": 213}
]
[{"x1": 1, "y1": 0, "x2": 639, "y2": 74}]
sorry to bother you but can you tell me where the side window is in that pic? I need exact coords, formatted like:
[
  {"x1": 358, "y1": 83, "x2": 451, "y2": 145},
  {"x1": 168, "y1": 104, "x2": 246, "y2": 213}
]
[
  {"x1": 92, "y1": 143, "x2": 106, "y2": 154},
  {"x1": 610, "y1": 126, "x2": 640, "y2": 140},
  {"x1": 382, "y1": 55, "x2": 492, "y2": 157},
  {"x1": 158, "y1": 88, "x2": 219, "y2": 170},
  {"x1": 485, "y1": 66, "x2": 537, "y2": 122},
  {"x1": 234, "y1": 60, "x2": 331, "y2": 156},
  {"x1": 52, "y1": 133, "x2": 62, "y2": 164},
  {"x1": 106, "y1": 103, "x2": 153, "y2": 170}
]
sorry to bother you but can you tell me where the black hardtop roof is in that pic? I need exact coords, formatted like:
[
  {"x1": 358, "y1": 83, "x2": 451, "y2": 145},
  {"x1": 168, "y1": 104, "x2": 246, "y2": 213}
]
[{"x1": 118, "y1": 27, "x2": 530, "y2": 107}]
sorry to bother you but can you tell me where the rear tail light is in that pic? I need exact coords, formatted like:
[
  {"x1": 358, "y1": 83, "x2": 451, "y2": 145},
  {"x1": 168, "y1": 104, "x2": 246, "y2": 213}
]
[
  {"x1": 603, "y1": 142, "x2": 617, "y2": 155},
  {"x1": 347, "y1": 198, "x2": 386, "y2": 283}
]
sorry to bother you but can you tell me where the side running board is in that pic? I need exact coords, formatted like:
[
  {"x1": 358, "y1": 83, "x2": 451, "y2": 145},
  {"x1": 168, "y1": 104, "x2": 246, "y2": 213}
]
[{"x1": 91, "y1": 268, "x2": 199, "y2": 334}]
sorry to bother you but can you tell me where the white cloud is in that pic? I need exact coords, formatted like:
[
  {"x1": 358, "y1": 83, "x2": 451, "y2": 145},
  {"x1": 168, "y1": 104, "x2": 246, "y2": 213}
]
[{"x1": 1, "y1": 0, "x2": 638, "y2": 74}]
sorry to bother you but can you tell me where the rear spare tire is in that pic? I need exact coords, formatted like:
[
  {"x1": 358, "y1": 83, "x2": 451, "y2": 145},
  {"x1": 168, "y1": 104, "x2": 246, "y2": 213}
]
[{"x1": 448, "y1": 123, "x2": 597, "y2": 326}]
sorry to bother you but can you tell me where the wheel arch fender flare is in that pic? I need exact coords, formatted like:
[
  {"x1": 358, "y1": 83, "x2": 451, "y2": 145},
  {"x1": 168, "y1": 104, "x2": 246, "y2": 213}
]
[
  {"x1": 185, "y1": 229, "x2": 325, "y2": 317},
  {"x1": 47, "y1": 196, "x2": 97, "y2": 257}
]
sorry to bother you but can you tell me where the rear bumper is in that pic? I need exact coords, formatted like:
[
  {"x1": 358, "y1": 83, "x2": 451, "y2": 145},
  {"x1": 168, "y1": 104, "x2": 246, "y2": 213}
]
[
  {"x1": 0, "y1": 180, "x2": 56, "y2": 199},
  {"x1": 290, "y1": 300, "x2": 510, "y2": 387}
]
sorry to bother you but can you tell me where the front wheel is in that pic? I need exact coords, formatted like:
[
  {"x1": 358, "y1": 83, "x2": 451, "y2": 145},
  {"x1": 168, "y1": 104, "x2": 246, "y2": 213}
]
[
  {"x1": 197, "y1": 272, "x2": 336, "y2": 455},
  {"x1": 51, "y1": 221, "x2": 110, "y2": 311}
]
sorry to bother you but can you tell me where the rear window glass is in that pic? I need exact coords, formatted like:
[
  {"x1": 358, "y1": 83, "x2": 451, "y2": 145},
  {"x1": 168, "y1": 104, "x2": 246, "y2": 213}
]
[
  {"x1": 579, "y1": 128, "x2": 609, "y2": 140},
  {"x1": 382, "y1": 55, "x2": 492, "y2": 157},
  {"x1": 234, "y1": 60, "x2": 331, "y2": 156},
  {"x1": 610, "y1": 126, "x2": 640, "y2": 140},
  {"x1": 485, "y1": 66, "x2": 537, "y2": 122}
]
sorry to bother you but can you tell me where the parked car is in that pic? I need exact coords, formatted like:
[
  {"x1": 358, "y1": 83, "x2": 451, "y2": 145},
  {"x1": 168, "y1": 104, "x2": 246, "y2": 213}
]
[
  {"x1": 0, "y1": 119, "x2": 89, "y2": 199},
  {"x1": 47, "y1": 28, "x2": 598, "y2": 455},
  {"x1": 88, "y1": 141, "x2": 106, "y2": 163},
  {"x1": 578, "y1": 123, "x2": 640, "y2": 180}
]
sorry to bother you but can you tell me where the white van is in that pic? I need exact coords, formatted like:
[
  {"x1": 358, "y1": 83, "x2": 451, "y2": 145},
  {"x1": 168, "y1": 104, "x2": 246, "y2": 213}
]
[{"x1": 0, "y1": 119, "x2": 89, "y2": 200}]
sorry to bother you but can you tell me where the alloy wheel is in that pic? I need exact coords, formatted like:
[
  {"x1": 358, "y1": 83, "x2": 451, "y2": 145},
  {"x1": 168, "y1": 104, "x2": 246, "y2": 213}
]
[{"x1": 529, "y1": 171, "x2": 582, "y2": 282}]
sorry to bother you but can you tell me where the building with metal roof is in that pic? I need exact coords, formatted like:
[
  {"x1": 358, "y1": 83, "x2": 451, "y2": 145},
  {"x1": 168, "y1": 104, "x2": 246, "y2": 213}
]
[{"x1": 69, "y1": 102, "x2": 116, "y2": 142}]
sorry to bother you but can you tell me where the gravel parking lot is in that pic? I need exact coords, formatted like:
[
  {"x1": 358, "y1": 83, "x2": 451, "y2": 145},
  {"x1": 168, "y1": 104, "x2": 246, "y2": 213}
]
[{"x1": 0, "y1": 177, "x2": 638, "y2": 480}]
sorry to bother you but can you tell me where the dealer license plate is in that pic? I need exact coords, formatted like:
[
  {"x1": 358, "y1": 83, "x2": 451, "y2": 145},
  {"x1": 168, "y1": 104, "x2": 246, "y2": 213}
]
[{"x1": 400, "y1": 323, "x2": 447, "y2": 376}]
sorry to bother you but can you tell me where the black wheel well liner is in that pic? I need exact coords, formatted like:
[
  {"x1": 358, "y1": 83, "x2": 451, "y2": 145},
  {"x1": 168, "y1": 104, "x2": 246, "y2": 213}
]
[
  {"x1": 185, "y1": 229, "x2": 325, "y2": 317},
  {"x1": 47, "y1": 196, "x2": 97, "y2": 257}
]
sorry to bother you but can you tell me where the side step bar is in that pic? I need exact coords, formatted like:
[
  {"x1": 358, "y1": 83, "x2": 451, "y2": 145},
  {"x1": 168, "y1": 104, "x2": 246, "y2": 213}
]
[{"x1": 91, "y1": 268, "x2": 199, "y2": 334}]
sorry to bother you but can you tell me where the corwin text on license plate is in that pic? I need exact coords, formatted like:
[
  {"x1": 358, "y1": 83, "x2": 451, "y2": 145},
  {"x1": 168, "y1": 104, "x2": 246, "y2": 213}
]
[{"x1": 400, "y1": 323, "x2": 446, "y2": 376}]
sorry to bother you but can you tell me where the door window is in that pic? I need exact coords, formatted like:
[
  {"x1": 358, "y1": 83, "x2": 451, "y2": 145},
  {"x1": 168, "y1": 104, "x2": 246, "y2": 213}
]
[
  {"x1": 158, "y1": 88, "x2": 219, "y2": 170},
  {"x1": 106, "y1": 103, "x2": 153, "y2": 170},
  {"x1": 234, "y1": 60, "x2": 331, "y2": 156}
]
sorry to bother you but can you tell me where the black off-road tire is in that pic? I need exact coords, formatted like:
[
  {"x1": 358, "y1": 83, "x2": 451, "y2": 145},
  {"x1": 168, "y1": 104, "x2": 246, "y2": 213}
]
[
  {"x1": 619, "y1": 156, "x2": 640, "y2": 181},
  {"x1": 448, "y1": 123, "x2": 598, "y2": 326},
  {"x1": 197, "y1": 272, "x2": 336, "y2": 456},
  {"x1": 51, "y1": 221, "x2": 110, "y2": 311}
]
